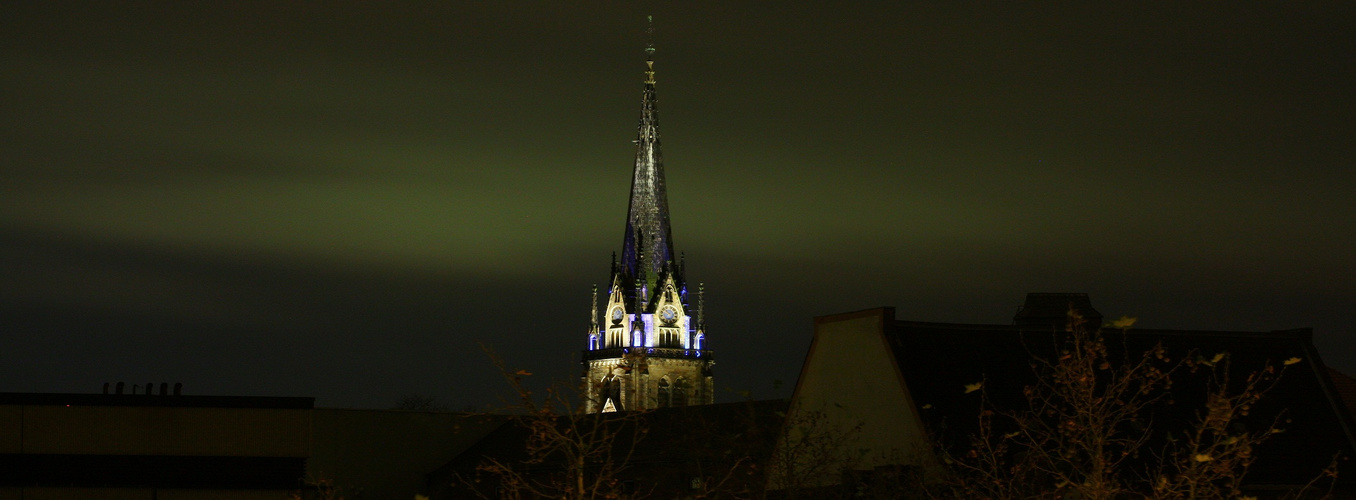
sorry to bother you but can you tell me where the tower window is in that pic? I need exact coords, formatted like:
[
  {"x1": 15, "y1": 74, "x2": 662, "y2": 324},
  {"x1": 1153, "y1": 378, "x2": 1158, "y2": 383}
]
[
  {"x1": 601, "y1": 374, "x2": 622, "y2": 412},
  {"x1": 657, "y1": 377, "x2": 671, "y2": 408},
  {"x1": 672, "y1": 377, "x2": 689, "y2": 407}
]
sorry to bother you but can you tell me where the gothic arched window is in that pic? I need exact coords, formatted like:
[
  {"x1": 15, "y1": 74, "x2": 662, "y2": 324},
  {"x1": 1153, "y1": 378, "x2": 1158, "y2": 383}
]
[
  {"x1": 693, "y1": 334, "x2": 704, "y2": 350},
  {"x1": 657, "y1": 377, "x2": 671, "y2": 408},
  {"x1": 589, "y1": 334, "x2": 599, "y2": 350},
  {"x1": 672, "y1": 377, "x2": 689, "y2": 407},
  {"x1": 601, "y1": 374, "x2": 622, "y2": 412}
]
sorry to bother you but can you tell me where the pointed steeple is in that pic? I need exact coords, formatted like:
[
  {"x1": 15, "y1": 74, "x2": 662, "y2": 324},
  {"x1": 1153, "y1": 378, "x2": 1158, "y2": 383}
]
[
  {"x1": 581, "y1": 20, "x2": 713, "y2": 414},
  {"x1": 620, "y1": 17, "x2": 676, "y2": 293}
]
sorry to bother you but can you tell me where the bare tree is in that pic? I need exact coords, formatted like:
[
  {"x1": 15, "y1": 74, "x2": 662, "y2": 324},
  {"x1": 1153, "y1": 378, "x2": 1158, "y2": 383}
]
[
  {"x1": 931, "y1": 308, "x2": 1337, "y2": 500},
  {"x1": 1149, "y1": 353, "x2": 1337, "y2": 499},
  {"x1": 765, "y1": 406, "x2": 868, "y2": 499},
  {"x1": 462, "y1": 348, "x2": 649, "y2": 500}
]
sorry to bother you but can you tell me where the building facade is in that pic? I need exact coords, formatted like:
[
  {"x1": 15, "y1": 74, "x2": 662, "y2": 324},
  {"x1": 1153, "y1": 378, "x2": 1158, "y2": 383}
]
[
  {"x1": 778, "y1": 294, "x2": 1356, "y2": 494},
  {"x1": 581, "y1": 41, "x2": 713, "y2": 413}
]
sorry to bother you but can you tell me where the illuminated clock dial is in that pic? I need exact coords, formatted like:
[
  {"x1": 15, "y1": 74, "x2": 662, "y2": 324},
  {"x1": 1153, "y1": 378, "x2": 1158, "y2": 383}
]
[
  {"x1": 660, "y1": 306, "x2": 678, "y2": 325},
  {"x1": 611, "y1": 308, "x2": 624, "y2": 324}
]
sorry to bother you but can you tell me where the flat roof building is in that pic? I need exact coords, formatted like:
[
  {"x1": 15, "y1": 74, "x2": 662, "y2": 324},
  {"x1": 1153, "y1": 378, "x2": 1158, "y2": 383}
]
[{"x1": 0, "y1": 393, "x2": 503, "y2": 500}]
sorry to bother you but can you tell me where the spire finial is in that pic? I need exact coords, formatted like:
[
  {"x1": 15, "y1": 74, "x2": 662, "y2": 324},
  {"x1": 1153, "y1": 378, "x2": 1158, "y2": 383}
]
[{"x1": 644, "y1": 16, "x2": 656, "y2": 84}]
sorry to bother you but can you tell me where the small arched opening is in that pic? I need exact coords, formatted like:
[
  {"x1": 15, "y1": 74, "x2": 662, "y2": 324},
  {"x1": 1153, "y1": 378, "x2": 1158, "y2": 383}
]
[
  {"x1": 600, "y1": 374, "x2": 623, "y2": 412},
  {"x1": 657, "y1": 376, "x2": 671, "y2": 408},
  {"x1": 672, "y1": 377, "x2": 689, "y2": 407}
]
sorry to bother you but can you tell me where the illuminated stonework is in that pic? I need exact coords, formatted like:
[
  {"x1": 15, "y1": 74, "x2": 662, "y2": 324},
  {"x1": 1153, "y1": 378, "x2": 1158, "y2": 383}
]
[{"x1": 581, "y1": 41, "x2": 713, "y2": 413}]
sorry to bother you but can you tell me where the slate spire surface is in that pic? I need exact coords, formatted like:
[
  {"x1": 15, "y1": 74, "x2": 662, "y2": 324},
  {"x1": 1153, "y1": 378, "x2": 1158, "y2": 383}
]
[{"x1": 619, "y1": 35, "x2": 676, "y2": 292}]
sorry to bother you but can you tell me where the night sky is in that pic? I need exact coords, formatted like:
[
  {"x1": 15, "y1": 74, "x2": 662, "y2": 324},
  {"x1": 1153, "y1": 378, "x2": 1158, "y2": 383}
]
[{"x1": 2, "y1": 3, "x2": 1353, "y2": 409}]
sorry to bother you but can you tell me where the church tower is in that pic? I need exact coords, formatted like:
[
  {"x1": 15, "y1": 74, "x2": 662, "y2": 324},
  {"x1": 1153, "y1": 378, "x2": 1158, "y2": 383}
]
[{"x1": 581, "y1": 29, "x2": 713, "y2": 413}]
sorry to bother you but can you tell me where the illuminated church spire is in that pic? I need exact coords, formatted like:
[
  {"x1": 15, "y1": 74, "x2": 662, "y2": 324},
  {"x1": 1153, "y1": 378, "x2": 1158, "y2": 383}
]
[
  {"x1": 620, "y1": 16, "x2": 675, "y2": 290},
  {"x1": 581, "y1": 19, "x2": 714, "y2": 413}
]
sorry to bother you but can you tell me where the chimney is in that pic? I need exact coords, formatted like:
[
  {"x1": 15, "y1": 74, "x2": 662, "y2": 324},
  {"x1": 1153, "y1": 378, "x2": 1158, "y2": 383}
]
[{"x1": 1013, "y1": 293, "x2": 1102, "y2": 331}]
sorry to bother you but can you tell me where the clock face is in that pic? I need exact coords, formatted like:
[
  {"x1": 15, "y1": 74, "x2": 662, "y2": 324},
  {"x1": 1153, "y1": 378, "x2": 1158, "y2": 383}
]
[
  {"x1": 660, "y1": 306, "x2": 678, "y2": 324},
  {"x1": 611, "y1": 308, "x2": 624, "y2": 324}
]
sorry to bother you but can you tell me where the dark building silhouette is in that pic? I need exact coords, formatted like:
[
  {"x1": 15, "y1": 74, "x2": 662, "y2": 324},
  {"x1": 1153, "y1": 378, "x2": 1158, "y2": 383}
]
[
  {"x1": 0, "y1": 393, "x2": 502, "y2": 499},
  {"x1": 782, "y1": 293, "x2": 1356, "y2": 495}
]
